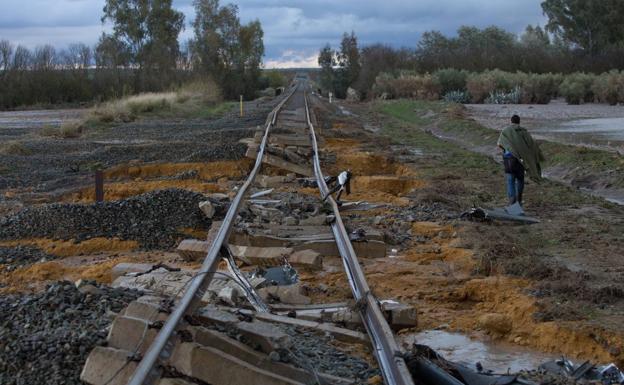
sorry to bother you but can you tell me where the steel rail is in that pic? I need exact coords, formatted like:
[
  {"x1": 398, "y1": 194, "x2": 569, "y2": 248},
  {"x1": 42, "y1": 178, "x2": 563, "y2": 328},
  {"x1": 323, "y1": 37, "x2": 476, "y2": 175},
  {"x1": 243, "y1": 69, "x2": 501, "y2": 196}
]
[
  {"x1": 126, "y1": 83, "x2": 299, "y2": 385},
  {"x1": 303, "y1": 90, "x2": 416, "y2": 385}
]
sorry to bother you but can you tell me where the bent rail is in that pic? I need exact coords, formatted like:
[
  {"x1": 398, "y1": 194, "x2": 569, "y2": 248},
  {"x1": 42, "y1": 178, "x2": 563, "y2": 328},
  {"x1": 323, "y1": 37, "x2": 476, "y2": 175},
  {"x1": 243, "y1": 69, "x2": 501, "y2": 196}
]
[
  {"x1": 126, "y1": 84, "x2": 298, "y2": 385},
  {"x1": 303, "y1": 91, "x2": 416, "y2": 385}
]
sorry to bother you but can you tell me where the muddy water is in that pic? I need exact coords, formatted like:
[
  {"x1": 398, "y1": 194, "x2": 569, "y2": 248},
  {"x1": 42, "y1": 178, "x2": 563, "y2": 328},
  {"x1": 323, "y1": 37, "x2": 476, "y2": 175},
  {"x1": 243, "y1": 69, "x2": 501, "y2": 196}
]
[
  {"x1": 534, "y1": 117, "x2": 624, "y2": 152},
  {"x1": 403, "y1": 330, "x2": 556, "y2": 373}
]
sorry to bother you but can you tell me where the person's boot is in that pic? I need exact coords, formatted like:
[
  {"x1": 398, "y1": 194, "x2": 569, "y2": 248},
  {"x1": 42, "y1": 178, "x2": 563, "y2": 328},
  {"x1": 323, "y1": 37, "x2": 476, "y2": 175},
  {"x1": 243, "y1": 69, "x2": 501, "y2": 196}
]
[
  {"x1": 517, "y1": 192, "x2": 523, "y2": 207},
  {"x1": 508, "y1": 197, "x2": 517, "y2": 206}
]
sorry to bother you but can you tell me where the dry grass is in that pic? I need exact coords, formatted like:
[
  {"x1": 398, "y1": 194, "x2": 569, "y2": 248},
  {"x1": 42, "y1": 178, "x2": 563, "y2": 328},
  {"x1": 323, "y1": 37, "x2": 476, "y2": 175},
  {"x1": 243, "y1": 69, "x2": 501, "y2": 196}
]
[
  {"x1": 0, "y1": 141, "x2": 32, "y2": 155},
  {"x1": 39, "y1": 121, "x2": 84, "y2": 139},
  {"x1": 87, "y1": 79, "x2": 222, "y2": 125}
]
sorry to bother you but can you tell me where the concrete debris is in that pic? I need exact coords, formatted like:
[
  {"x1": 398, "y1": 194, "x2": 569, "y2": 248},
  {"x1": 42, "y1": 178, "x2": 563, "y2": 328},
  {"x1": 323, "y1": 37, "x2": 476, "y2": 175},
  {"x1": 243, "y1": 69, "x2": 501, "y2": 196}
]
[
  {"x1": 235, "y1": 320, "x2": 293, "y2": 353},
  {"x1": 80, "y1": 346, "x2": 137, "y2": 385},
  {"x1": 288, "y1": 249, "x2": 323, "y2": 270},
  {"x1": 256, "y1": 175, "x2": 289, "y2": 188},
  {"x1": 199, "y1": 200, "x2": 215, "y2": 219},
  {"x1": 176, "y1": 239, "x2": 210, "y2": 261},
  {"x1": 258, "y1": 283, "x2": 311, "y2": 305},
  {"x1": 107, "y1": 315, "x2": 157, "y2": 354},
  {"x1": 331, "y1": 309, "x2": 363, "y2": 329},
  {"x1": 229, "y1": 245, "x2": 293, "y2": 266},
  {"x1": 218, "y1": 286, "x2": 242, "y2": 306},
  {"x1": 196, "y1": 306, "x2": 241, "y2": 326},
  {"x1": 540, "y1": 358, "x2": 624, "y2": 385},
  {"x1": 381, "y1": 300, "x2": 418, "y2": 331},
  {"x1": 170, "y1": 343, "x2": 304, "y2": 385},
  {"x1": 122, "y1": 299, "x2": 168, "y2": 322}
]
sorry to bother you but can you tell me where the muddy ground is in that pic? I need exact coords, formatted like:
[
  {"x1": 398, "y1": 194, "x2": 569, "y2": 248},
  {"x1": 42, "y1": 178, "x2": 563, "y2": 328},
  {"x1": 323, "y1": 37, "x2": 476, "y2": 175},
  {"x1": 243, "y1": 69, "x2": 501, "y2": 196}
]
[
  {"x1": 307, "y1": 96, "x2": 624, "y2": 368},
  {"x1": 0, "y1": 91, "x2": 623, "y2": 382}
]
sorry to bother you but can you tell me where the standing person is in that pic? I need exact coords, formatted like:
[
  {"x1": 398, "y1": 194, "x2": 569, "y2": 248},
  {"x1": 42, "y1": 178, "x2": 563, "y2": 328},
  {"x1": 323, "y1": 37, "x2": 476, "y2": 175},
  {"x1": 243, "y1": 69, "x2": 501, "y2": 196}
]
[{"x1": 497, "y1": 115, "x2": 544, "y2": 206}]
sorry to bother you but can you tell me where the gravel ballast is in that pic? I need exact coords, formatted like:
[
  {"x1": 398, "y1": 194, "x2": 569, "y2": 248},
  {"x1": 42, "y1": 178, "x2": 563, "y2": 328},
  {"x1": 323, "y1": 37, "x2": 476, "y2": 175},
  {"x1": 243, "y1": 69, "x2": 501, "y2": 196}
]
[
  {"x1": 0, "y1": 189, "x2": 212, "y2": 249},
  {"x1": 0, "y1": 281, "x2": 141, "y2": 385}
]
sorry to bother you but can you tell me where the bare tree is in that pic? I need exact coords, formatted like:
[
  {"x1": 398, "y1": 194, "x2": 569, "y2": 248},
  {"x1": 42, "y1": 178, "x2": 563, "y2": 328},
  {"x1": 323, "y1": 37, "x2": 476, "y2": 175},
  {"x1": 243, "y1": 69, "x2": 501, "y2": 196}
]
[{"x1": 0, "y1": 40, "x2": 13, "y2": 72}]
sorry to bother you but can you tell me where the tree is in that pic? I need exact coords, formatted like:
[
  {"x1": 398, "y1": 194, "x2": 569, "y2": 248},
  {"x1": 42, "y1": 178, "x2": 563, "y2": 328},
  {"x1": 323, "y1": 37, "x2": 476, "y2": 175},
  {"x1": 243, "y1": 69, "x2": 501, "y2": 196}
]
[
  {"x1": 317, "y1": 44, "x2": 335, "y2": 94},
  {"x1": 192, "y1": 0, "x2": 264, "y2": 99},
  {"x1": 0, "y1": 40, "x2": 13, "y2": 72},
  {"x1": 542, "y1": 0, "x2": 624, "y2": 55},
  {"x1": 101, "y1": 0, "x2": 184, "y2": 72},
  {"x1": 338, "y1": 31, "x2": 360, "y2": 86},
  {"x1": 95, "y1": 33, "x2": 130, "y2": 68}
]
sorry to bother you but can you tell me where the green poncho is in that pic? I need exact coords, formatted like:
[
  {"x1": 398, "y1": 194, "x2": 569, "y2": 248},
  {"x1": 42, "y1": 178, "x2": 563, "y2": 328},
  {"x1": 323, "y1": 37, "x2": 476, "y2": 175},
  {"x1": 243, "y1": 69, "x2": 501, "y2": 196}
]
[{"x1": 497, "y1": 124, "x2": 545, "y2": 182}]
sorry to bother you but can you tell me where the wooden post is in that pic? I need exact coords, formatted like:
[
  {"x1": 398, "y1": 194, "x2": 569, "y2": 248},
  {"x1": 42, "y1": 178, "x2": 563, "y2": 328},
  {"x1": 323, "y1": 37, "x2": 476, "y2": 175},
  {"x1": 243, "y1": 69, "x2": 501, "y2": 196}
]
[
  {"x1": 95, "y1": 170, "x2": 104, "y2": 203},
  {"x1": 240, "y1": 95, "x2": 244, "y2": 117}
]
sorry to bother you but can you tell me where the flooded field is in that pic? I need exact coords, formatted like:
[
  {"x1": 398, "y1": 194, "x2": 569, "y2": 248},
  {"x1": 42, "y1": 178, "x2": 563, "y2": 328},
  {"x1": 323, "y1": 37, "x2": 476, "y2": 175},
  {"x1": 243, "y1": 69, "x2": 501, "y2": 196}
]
[
  {"x1": 468, "y1": 100, "x2": 624, "y2": 153},
  {"x1": 0, "y1": 109, "x2": 84, "y2": 131}
]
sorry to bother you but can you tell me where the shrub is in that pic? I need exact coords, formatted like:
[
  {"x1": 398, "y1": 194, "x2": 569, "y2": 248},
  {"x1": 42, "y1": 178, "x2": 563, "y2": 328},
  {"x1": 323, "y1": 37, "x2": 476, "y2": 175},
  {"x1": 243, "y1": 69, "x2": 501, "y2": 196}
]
[
  {"x1": 520, "y1": 73, "x2": 561, "y2": 104},
  {"x1": 485, "y1": 86, "x2": 522, "y2": 104},
  {"x1": 466, "y1": 72, "x2": 496, "y2": 103},
  {"x1": 559, "y1": 73, "x2": 596, "y2": 104},
  {"x1": 373, "y1": 72, "x2": 441, "y2": 100},
  {"x1": 592, "y1": 70, "x2": 624, "y2": 105},
  {"x1": 59, "y1": 121, "x2": 84, "y2": 138},
  {"x1": 434, "y1": 69, "x2": 468, "y2": 94},
  {"x1": 443, "y1": 90, "x2": 471, "y2": 104}
]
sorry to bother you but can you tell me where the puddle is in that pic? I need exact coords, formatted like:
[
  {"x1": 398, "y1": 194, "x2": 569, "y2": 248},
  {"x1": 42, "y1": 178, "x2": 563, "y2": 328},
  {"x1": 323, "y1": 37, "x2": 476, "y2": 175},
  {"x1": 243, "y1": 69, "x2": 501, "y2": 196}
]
[{"x1": 403, "y1": 330, "x2": 556, "y2": 373}]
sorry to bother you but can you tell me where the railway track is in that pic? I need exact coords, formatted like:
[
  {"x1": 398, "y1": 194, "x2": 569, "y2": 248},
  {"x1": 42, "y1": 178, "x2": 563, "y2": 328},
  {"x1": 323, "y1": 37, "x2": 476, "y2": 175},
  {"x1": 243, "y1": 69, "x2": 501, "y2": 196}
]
[{"x1": 80, "y1": 78, "x2": 452, "y2": 385}]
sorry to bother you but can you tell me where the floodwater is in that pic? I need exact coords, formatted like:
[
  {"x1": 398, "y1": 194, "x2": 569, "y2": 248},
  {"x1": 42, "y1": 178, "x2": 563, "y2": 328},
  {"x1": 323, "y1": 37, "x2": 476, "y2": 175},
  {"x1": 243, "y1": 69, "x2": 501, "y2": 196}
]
[
  {"x1": 534, "y1": 117, "x2": 624, "y2": 152},
  {"x1": 0, "y1": 109, "x2": 84, "y2": 130},
  {"x1": 403, "y1": 330, "x2": 556, "y2": 374}
]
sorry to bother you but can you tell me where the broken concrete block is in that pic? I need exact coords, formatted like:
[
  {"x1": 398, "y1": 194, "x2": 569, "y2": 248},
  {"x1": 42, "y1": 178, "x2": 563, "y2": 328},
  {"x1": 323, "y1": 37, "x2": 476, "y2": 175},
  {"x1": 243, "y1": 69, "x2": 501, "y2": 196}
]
[
  {"x1": 381, "y1": 301, "x2": 418, "y2": 331},
  {"x1": 235, "y1": 320, "x2": 292, "y2": 353},
  {"x1": 176, "y1": 239, "x2": 209, "y2": 261},
  {"x1": 199, "y1": 200, "x2": 215, "y2": 218},
  {"x1": 123, "y1": 300, "x2": 167, "y2": 322},
  {"x1": 188, "y1": 327, "x2": 353, "y2": 385},
  {"x1": 218, "y1": 286, "x2": 241, "y2": 306},
  {"x1": 228, "y1": 245, "x2": 293, "y2": 267},
  {"x1": 288, "y1": 249, "x2": 322, "y2": 270},
  {"x1": 170, "y1": 343, "x2": 303, "y2": 385},
  {"x1": 331, "y1": 309, "x2": 363, "y2": 329},
  {"x1": 107, "y1": 316, "x2": 157, "y2": 354},
  {"x1": 258, "y1": 284, "x2": 311, "y2": 305},
  {"x1": 80, "y1": 347, "x2": 137, "y2": 385},
  {"x1": 196, "y1": 306, "x2": 240, "y2": 326},
  {"x1": 294, "y1": 239, "x2": 387, "y2": 258},
  {"x1": 111, "y1": 263, "x2": 153, "y2": 280}
]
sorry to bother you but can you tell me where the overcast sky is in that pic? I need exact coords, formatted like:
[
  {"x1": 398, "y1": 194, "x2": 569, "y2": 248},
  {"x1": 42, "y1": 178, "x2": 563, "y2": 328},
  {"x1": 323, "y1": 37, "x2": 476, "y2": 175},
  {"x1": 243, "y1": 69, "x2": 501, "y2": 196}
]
[{"x1": 0, "y1": 0, "x2": 547, "y2": 68}]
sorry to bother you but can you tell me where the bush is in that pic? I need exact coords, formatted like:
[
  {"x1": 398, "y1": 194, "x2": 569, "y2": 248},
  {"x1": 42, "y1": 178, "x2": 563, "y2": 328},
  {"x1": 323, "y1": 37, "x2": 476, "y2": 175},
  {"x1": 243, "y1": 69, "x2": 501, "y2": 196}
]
[
  {"x1": 559, "y1": 73, "x2": 596, "y2": 104},
  {"x1": 373, "y1": 72, "x2": 441, "y2": 100},
  {"x1": 520, "y1": 73, "x2": 561, "y2": 104},
  {"x1": 434, "y1": 69, "x2": 468, "y2": 94},
  {"x1": 443, "y1": 90, "x2": 471, "y2": 104},
  {"x1": 592, "y1": 70, "x2": 624, "y2": 105},
  {"x1": 466, "y1": 72, "x2": 496, "y2": 103},
  {"x1": 485, "y1": 86, "x2": 522, "y2": 104}
]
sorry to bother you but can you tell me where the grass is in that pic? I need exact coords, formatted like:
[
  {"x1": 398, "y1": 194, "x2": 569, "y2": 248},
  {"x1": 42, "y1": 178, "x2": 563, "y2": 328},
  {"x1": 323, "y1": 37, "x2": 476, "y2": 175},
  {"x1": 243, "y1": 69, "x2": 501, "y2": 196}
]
[
  {"x1": 378, "y1": 99, "x2": 624, "y2": 190},
  {"x1": 39, "y1": 121, "x2": 84, "y2": 139},
  {"x1": 80, "y1": 79, "x2": 231, "y2": 129}
]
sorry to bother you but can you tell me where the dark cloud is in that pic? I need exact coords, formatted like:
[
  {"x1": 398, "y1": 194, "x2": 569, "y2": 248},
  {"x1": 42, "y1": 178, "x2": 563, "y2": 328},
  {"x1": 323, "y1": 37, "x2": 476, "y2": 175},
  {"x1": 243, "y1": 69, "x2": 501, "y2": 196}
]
[{"x1": 0, "y1": 0, "x2": 547, "y2": 67}]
